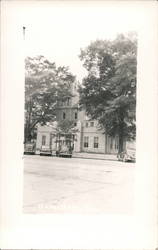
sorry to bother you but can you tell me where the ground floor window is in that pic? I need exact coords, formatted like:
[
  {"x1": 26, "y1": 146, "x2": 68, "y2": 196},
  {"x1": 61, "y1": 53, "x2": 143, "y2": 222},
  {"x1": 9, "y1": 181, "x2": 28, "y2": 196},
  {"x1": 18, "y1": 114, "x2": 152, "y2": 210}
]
[
  {"x1": 115, "y1": 136, "x2": 119, "y2": 150},
  {"x1": 94, "y1": 136, "x2": 99, "y2": 148},
  {"x1": 42, "y1": 135, "x2": 46, "y2": 146},
  {"x1": 50, "y1": 136, "x2": 53, "y2": 146},
  {"x1": 84, "y1": 136, "x2": 89, "y2": 148},
  {"x1": 110, "y1": 137, "x2": 113, "y2": 149}
]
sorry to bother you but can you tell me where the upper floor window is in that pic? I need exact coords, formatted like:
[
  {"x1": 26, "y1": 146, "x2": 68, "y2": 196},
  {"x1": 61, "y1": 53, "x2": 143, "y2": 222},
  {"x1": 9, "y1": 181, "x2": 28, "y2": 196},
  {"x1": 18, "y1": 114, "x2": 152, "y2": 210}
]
[
  {"x1": 61, "y1": 97, "x2": 70, "y2": 106},
  {"x1": 85, "y1": 122, "x2": 89, "y2": 127},
  {"x1": 42, "y1": 135, "x2": 46, "y2": 146},
  {"x1": 75, "y1": 112, "x2": 78, "y2": 119},
  {"x1": 67, "y1": 97, "x2": 70, "y2": 106},
  {"x1": 94, "y1": 137, "x2": 99, "y2": 148},
  {"x1": 63, "y1": 112, "x2": 66, "y2": 119},
  {"x1": 90, "y1": 121, "x2": 94, "y2": 127}
]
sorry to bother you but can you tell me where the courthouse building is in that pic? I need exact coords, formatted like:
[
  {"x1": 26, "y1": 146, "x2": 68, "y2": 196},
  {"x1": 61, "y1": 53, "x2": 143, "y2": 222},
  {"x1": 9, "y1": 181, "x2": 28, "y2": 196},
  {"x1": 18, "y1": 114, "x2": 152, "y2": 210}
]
[{"x1": 36, "y1": 82, "x2": 119, "y2": 155}]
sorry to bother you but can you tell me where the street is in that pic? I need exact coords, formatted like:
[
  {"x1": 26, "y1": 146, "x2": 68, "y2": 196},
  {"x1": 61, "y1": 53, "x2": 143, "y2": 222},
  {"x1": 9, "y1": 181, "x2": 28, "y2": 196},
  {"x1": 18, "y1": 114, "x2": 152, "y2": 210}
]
[{"x1": 23, "y1": 155, "x2": 135, "y2": 214}]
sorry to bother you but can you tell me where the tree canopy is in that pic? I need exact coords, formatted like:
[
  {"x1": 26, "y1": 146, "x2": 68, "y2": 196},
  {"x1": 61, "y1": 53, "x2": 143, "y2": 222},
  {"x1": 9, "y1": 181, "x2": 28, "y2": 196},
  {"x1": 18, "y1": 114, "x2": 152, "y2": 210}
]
[
  {"x1": 25, "y1": 55, "x2": 76, "y2": 142},
  {"x1": 79, "y1": 33, "x2": 137, "y2": 152}
]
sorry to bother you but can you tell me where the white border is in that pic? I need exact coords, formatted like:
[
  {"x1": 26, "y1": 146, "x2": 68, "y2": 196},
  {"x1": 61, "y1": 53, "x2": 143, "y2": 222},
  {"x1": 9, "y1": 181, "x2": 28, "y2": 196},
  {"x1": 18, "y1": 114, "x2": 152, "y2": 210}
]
[{"x1": 0, "y1": 1, "x2": 158, "y2": 249}]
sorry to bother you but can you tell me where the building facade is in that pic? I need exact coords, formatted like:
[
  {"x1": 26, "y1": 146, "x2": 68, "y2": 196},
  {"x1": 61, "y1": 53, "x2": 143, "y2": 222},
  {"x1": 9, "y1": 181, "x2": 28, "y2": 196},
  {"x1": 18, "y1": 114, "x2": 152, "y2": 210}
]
[{"x1": 36, "y1": 82, "x2": 120, "y2": 155}]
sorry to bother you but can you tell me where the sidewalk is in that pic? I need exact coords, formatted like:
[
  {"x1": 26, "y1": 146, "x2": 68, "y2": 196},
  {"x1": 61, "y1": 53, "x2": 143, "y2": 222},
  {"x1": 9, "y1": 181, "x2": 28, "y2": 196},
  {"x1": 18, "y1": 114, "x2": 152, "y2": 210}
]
[{"x1": 72, "y1": 152, "x2": 118, "y2": 161}]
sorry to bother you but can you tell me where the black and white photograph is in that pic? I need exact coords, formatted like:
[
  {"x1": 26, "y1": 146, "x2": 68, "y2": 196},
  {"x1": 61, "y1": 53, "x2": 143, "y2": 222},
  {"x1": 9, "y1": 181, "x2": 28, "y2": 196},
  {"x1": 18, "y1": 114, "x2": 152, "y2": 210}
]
[
  {"x1": 23, "y1": 2, "x2": 137, "y2": 214},
  {"x1": 1, "y1": 0, "x2": 158, "y2": 249}
]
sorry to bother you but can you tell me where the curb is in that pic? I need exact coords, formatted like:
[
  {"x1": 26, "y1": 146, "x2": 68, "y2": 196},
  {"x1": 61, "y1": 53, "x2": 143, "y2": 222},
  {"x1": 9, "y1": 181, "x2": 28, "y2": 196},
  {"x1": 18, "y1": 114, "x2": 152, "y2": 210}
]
[{"x1": 72, "y1": 155, "x2": 118, "y2": 161}]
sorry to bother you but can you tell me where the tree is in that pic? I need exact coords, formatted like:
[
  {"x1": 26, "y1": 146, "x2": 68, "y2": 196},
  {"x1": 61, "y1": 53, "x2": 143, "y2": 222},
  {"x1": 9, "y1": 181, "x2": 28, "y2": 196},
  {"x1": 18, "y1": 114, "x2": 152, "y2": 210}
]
[
  {"x1": 79, "y1": 33, "x2": 137, "y2": 153},
  {"x1": 57, "y1": 120, "x2": 77, "y2": 134},
  {"x1": 50, "y1": 120, "x2": 78, "y2": 153},
  {"x1": 25, "y1": 56, "x2": 76, "y2": 142}
]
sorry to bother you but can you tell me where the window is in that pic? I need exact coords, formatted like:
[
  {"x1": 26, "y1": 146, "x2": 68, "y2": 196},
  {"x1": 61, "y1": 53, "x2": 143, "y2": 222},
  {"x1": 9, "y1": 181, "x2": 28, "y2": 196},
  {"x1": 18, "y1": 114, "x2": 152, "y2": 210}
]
[
  {"x1": 67, "y1": 97, "x2": 70, "y2": 106},
  {"x1": 94, "y1": 137, "x2": 99, "y2": 148},
  {"x1": 90, "y1": 121, "x2": 94, "y2": 127},
  {"x1": 85, "y1": 122, "x2": 89, "y2": 127},
  {"x1": 115, "y1": 137, "x2": 119, "y2": 150},
  {"x1": 50, "y1": 136, "x2": 53, "y2": 146},
  {"x1": 74, "y1": 122, "x2": 77, "y2": 127},
  {"x1": 42, "y1": 135, "x2": 46, "y2": 146},
  {"x1": 63, "y1": 112, "x2": 66, "y2": 119},
  {"x1": 110, "y1": 137, "x2": 113, "y2": 149},
  {"x1": 84, "y1": 136, "x2": 89, "y2": 148},
  {"x1": 61, "y1": 98, "x2": 70, "y2": 106},
  {"x1": 75, "y1": 112, "x2": 78, "y2": 119}
]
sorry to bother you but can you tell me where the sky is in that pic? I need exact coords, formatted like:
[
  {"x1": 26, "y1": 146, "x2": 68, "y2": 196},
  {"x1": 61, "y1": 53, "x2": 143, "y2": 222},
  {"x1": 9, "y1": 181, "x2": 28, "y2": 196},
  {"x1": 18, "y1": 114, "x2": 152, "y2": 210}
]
[{"x1": 19, "y1": 1, "x2": 146, "y2": 81}]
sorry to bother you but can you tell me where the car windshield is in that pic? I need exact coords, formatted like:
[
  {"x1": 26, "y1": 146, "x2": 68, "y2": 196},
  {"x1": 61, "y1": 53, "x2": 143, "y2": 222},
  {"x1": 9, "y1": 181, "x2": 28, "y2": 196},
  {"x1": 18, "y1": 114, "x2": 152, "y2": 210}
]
[
  {"x1": 26, "y1": 143, "x2": 33, "y2": 147},
  {"x1": 42, "y1": 146, "x2": 49, "y2": 149}
]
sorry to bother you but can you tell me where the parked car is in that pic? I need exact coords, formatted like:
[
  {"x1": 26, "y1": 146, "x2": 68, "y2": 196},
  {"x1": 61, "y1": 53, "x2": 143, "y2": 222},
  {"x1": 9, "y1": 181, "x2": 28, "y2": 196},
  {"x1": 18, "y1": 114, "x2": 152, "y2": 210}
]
[
  {"x1": 24, "y1": 142, "x2": 35, "y2": 155},
  {"x1": 117, "y1": 145, "x2": 136, "y2": 162},
  {"x1": 57, "y1": 144, "x2": 72, "y2": 158},
  {"x1": 40, "y1": 145, "x2": 52, "y2": 156}
]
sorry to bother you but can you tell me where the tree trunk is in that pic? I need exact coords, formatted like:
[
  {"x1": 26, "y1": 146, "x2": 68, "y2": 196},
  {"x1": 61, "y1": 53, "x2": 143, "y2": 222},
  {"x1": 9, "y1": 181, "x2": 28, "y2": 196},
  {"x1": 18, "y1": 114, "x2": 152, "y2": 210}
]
[
  {"x1": 25, "y1": 124, "x2": 32, "y2": 143},
  {"x1": 118, "y1": 114, "x2": 124, "y2": 153},
  {"x1": 118, "y1": 110, "x2": 124, "y2": 154},
  {"x1": 118, "y1": 135, "x2": 124, "y2": 153}
]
